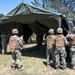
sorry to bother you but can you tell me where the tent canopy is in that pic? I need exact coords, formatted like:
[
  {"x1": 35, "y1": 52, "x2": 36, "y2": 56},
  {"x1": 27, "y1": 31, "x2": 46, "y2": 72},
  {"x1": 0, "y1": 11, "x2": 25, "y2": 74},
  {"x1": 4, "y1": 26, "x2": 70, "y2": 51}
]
[
  {"x1": 0, "y1": 2, "x2": 68, "y2": 42},
  {"x1": 0, "y1": 2, "x2": 62, "y2": 26}
]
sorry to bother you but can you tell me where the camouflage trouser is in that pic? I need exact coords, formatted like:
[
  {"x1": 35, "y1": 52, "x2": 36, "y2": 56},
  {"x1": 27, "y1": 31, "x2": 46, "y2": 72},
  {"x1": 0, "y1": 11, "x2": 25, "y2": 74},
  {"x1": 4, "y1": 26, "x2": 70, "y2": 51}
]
[
  {"x1": 1, "y1": 41, "x2": 7, "y2": 54},
  {"x1": 11, "y1": 50, "x2": 22, "y2": 68},
  {"x1": 70, "y1": 46, "x2": 75, "y2": 66},
  {"x1": 46, "y1": 46, "x2": 55, "y2": 65},
  {"x1": 54, "y1": 47, "x2": 66, "y2": 69}
]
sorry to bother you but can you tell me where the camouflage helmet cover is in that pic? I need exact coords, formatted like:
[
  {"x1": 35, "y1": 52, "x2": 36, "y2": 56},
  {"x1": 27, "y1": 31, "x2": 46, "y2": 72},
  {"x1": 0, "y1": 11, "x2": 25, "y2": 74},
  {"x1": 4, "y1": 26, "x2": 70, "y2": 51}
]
[
  {"x1": 48, "y1": 29, "x2": 54, "y2": 34},
  {"x1": 57, "y1": 28, "x2": 63, "y2": 33},
  {"x1": 12, "y1": 28, "x2": 18, "y2": 34}
]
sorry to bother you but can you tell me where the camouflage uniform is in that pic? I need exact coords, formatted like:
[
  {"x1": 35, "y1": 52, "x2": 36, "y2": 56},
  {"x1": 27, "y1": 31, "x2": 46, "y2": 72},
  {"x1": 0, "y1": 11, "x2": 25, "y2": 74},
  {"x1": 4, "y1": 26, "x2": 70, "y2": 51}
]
[
  {"x1": 9, "y1": 29, "x2": 23, "y2": 70},
  {"x1": 67, "y1": 27, "x2": 75, "y2": 69},
  {"x1": 46, "y1": 29, "x2": 55, "y2": 66},
  {"x1": 70, "y1": 45, "x2": 75, "y2": 67},
  {"x1": 54, "y1": 28, "x2": 68, "y2": 69},
  {"x1": 1, "y1": 34, "x2": 7, "y2": 54}
]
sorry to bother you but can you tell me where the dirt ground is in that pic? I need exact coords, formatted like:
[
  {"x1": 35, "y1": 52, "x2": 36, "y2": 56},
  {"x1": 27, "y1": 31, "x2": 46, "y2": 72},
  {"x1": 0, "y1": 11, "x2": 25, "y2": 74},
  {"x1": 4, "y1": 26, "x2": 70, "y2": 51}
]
[{"x1": 0, "y1": 43, "x2": 75, "y2": 75}]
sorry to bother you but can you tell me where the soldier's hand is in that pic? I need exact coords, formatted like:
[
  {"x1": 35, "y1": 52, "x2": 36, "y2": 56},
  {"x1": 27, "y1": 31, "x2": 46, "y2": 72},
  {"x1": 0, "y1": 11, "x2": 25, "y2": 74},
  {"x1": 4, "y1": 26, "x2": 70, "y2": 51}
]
[{"x1": 21, "y1": 45, "x2": 24, "y2": 50}]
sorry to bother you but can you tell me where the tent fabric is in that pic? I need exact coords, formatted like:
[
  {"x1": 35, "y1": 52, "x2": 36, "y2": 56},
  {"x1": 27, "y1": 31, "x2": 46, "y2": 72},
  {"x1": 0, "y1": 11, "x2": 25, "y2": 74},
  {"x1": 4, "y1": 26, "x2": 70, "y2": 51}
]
[
  {"x1": 3, "y1": 3, "x2": 62, "y2": 16},
  {"x1": 0, "y1": 2, "x2": 64, "y2": 42},
  {"x1": 0, "y1": 2, "x2": 62, "y2": 24}
]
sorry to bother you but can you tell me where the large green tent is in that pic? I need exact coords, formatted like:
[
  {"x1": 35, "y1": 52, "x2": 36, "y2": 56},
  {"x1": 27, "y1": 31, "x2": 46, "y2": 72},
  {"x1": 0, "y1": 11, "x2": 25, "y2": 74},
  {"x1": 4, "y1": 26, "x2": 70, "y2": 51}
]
[{"x1": 0, "y1": 2, "x2": 69, "y2": 43}]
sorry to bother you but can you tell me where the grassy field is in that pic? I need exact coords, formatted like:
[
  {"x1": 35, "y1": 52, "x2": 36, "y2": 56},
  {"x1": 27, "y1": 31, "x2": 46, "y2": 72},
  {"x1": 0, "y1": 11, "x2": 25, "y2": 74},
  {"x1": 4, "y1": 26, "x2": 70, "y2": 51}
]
[{"x1": 0, "y1": 44, "x2": 75, "y2": 75}]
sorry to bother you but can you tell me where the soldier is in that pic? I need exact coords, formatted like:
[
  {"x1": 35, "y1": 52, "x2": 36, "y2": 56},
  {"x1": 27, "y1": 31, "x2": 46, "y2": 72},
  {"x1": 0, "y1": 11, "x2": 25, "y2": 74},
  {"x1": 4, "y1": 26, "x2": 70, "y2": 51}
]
[
  {"x1": 9, "y1": 28, "x2": 23, "y2": 71},
  {"x1": 54, "y1": 28, "x2": 68, "y2": 70},
  {"x1": 67, "y1": 27, "x2": 75, "y2": 70},
  {"x1": 46, "y1": 29, "x2": 55, "y2": 67},
  {"x1": 1, "y1": 33, "x2": 7, "y2": 54}
]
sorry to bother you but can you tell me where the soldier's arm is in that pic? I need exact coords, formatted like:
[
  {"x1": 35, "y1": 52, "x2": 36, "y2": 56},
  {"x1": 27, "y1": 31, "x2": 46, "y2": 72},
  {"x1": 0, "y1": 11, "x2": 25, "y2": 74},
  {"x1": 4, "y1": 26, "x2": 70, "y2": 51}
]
[
  {"x1": 64, "y1": 37, "x2": 69, "y2": 45},
  {"x1": 66, "y1": 33, "x2": 73, "y2": 40},
  {"x1": 52, "y1": 38, "x2": 55, "y2": 45},
  {"x1": 17, "y1": 37, "x2": 23, "y2": 47},
  {"x1": 52, "y1": 36, "x2": 56, "y2": 45}
]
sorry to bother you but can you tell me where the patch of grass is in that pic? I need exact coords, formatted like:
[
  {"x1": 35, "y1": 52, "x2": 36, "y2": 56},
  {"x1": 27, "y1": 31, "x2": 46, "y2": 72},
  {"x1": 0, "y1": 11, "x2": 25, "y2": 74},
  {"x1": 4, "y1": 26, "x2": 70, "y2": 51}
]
[
  {"x1": 0, "y1": 55, "x2": 11, "y2": 69},
  {"x1": 0, "y1": 44, "x2": 75, "y2": 75}
]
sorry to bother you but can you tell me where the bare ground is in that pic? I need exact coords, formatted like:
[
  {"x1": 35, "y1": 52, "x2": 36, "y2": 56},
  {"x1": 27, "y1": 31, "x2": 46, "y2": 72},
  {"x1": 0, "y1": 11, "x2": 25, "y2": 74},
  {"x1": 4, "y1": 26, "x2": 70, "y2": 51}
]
[{"x1": 0, "y1": 44, "x2": 75, "y2": 75}]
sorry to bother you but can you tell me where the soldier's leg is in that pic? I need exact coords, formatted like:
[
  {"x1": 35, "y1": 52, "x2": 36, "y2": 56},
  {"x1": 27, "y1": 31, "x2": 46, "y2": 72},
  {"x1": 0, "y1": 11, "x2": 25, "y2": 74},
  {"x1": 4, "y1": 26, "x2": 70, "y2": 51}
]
[
  {"x1": 71, "y1": 54, "x2": 75, "y2": 70},
  {"x1": 2, "y1": 49, "x2": 4, "y2": 54},
  {"x1": 16, "y1": 50, "x2": 23, "y2": 70},
  {"x1": 55, "y1": 49, "x2": 60, "y2": 69},
  {"x1": 4, "y1": 43, "x2": 7, "y2": 53},
  {"x1": 51, "y1": 46, "x2": 55, "y2": 64},
  {"x1": 2, "y1": 43, "x2": 7, "y2": 54},
  {"x1": 70, "y1": 47, "x2": 75, "y2": 69},
  {"x1": 2, "y1": 43, "x2": 4, "y2": 54},
  {"x1": 11, "y1": 52, "x2": 16, "y2": 70},
  {"x1": 46, "y1": 49, "x2": 50, "y2": 65},
  {"x1": 2, "y1": 44, "x2": 7, "y2": 54},
  {"x1": 49, "y1": 48, "x2": 52, "y2": 63},
  {"x1": 36, "y1": 35, "x2": 43, "y2": 46},
  {"x1": 61, "y1": 48, "x2": 66, "y2": 69}
]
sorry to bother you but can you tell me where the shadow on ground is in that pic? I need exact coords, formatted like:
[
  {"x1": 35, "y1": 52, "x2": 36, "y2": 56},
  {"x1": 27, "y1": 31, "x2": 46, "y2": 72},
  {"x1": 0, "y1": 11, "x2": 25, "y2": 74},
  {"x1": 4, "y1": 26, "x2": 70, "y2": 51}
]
[
  {"x1": 2, "y1": 44, "x2": 46, "y2": 59},
  {"x1": 21, "y1": 44, "x2": 46, "y2": 59}
]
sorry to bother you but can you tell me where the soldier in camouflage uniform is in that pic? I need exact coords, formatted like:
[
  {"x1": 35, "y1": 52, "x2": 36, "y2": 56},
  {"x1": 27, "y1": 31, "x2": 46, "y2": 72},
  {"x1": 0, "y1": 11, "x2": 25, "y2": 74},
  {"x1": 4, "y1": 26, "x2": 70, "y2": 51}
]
[
  {"x1": 53, "y1": 28, "x2": 68, "y2": 70},
  {"x1": 9, "y1": 29, "x2": 23, "y2": 71},
  {"x1": 46, "y1": 29, "x2": 55, "y2": 67},
  {"x1": 67, "y1": 27, "x2": 75, "y2": 70}
]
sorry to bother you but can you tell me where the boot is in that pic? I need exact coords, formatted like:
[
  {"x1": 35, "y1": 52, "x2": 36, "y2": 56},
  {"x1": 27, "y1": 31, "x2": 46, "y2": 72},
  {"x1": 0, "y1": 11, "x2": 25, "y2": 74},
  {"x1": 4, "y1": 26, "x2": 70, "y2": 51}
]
[
  {"x1": 18, "y1": 65, "x2": 24, "y2": 71},
  {"x1": 56, "y1": 67, "x2": 59, "y2": 70},
  {"x1": 47, "y1": 64, "x2": 51, "y2": 68},
  {"x1": 11, "y1": 65, "x2": 16, "y2": 70},
  {"x1": 62, "y1": 68, "x2": 67, "y2": 71},
  {"x1": 55, "y1": 66, "x2": 60, "y2": 70},
  {"x1": 72, "y1": 66, "x2": 75, "y2": 70},
  {"x1": 60, "y1": 65, "x2": 67, "y2": 71}
]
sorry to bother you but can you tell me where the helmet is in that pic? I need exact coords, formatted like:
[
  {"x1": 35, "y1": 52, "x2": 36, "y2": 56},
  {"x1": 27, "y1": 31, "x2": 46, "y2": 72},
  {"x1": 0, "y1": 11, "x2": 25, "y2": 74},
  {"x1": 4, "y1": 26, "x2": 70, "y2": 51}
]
[
  {"x1": 57, "y1": 28, "x2": 63, "y2": 33},
  {"x1": 73, "y1": 27, "x2": 75, "y2": 33},
  {"x1": 48, "y1": 29, "x2": 54, "y2": 34},
  {"x1": 12, "y1": 29, "x2": 18, "y2": 34}
]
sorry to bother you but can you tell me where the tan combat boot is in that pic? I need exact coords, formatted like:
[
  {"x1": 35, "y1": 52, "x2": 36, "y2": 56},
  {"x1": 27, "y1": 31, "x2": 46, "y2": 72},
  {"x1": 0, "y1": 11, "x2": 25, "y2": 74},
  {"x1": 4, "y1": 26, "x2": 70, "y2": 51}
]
[
  {"x1": 18, "y1": 65, "x2": 24, "y2": 71},
  {"x1": 47, "y1": 64, "x2": 52, "y2": 69},
  {"x1": 11, "y1": 65, "x2": 16, "y2": 70},
  {"x1": 63, "y1": 68, "x2": 67, "y2": 71},
  {"x1": 72, "y1": 66, "x2": 75, "y2": 70}
]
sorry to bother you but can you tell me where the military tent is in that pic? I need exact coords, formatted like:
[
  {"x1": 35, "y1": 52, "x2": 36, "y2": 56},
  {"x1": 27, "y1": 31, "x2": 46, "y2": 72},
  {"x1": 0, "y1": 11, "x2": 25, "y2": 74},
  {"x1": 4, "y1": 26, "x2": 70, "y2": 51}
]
[{"x1": 0, "y1": 2, "x2": 69, "y2": 43}]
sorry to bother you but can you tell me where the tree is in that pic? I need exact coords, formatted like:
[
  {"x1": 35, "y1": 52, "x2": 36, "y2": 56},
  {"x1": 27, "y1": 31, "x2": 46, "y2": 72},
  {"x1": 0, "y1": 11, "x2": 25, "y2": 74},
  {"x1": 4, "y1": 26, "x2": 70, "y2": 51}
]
[
  {"x1": 31, "y1": 0, "x2": 75, "y2": 18},
  {"x1": 0, "y1": 14, "x2": 4, "y2": 18},
  {"x1": 31, "y1": 0, "x2": 52, "y2": 8}
]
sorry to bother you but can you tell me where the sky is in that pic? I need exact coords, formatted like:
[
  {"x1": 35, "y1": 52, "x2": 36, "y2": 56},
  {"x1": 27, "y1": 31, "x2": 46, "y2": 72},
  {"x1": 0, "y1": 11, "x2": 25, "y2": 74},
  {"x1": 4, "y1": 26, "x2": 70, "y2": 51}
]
[{"x1": 0, "y1": 0, "x2": 34, "y2": 15}]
